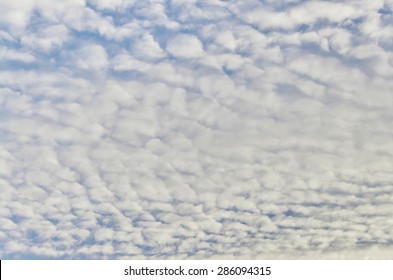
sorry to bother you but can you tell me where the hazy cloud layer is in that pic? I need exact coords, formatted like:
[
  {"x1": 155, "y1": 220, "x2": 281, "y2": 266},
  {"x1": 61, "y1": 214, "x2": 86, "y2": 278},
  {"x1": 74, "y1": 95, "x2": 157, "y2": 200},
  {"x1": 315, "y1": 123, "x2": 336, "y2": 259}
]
[{"x1": 1, "y1": 0, "x2": 393, "y2": 259}]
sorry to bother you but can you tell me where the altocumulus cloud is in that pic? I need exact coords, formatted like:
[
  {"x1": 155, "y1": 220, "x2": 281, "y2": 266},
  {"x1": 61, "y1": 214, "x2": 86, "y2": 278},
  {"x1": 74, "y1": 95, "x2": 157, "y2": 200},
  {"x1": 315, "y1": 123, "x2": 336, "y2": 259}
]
[{"x1": 1, "y1": 0, "x2": 393, "y2": 259}]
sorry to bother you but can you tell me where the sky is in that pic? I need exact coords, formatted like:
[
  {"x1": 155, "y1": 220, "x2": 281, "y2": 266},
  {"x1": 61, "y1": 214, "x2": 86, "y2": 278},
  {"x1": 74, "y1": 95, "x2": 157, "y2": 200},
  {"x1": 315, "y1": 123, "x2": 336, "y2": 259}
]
[{"x1": 0, "y1": 0, "x2": 393, "y2": 260}]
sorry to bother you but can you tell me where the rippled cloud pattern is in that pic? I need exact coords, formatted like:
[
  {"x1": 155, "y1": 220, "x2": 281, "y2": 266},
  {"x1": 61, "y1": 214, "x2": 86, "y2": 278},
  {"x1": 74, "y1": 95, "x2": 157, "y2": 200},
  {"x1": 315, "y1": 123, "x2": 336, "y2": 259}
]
[{"x1": 1, "y1": 0, "x2": 393, "y2": 259}]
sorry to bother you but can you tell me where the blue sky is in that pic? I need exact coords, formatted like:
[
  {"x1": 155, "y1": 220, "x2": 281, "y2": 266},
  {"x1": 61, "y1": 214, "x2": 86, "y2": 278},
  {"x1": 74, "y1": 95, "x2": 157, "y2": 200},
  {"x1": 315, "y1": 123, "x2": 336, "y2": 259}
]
[{"x1": 1, "y1": 0, "x2": 393, "y2": 259}]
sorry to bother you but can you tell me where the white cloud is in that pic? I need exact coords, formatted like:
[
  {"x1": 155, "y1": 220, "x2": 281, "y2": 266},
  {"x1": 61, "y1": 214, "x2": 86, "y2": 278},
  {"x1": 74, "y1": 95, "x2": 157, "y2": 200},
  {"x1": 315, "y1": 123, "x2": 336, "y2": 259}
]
[
  {"x1": 166, "y1": 34, "x2": 204, "y2": 59},
  {"x1": 21, "y1": 25, "x2": 69, "y2": 52},
  {"x1": 0, "y1": 0, "x2": 36, "y2": 30},
  {"x1": 132, "y1": 34, "x2": 165, "y2": 60},
  {"x1": 0, "y1": 47, "x2": 35, "y2": 63},
  {"x1": 1, "y1": 0, "x2": 393, "y2": 260},
  {"x1": 74, "y1": 44, "x2": 108, "y2": 71}
]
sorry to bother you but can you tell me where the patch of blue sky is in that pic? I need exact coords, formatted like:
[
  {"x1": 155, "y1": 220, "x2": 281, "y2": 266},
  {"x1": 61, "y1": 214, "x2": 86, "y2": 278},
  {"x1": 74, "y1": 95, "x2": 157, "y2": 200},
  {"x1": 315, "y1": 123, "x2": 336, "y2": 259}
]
[
  {"x1": 296, "y1": 23, "x2": 311, "y2": 33},
  {"x1": 69, "y1": 30, "x2": 125, "y2": 53},
  {"x1": 109, "y1": 68, "x2": 147, "y2": 81},
  {"x1": 283, "y1": 209, "x2": 301, "y2": 218},
  {"x1": 26, "y1": 229, "x2": 41, "y2": 243},
  {"x1": 0, "y1": 36, "x2": 21, "y2": 50},
  {"x1": 0, "y1": 60, "x2": 39, "y2": 72},
  {"x1": 378, "y1": 6, "x2": 392, "y2": 15},
  {"x1": 9, "y1": 215, "x2": 25, "y2": 224}
]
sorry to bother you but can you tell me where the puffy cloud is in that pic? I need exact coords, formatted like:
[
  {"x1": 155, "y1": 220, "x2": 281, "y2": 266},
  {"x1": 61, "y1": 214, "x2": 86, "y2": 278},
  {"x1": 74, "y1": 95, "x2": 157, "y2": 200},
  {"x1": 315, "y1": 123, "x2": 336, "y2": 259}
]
[
  {"x1": 21, "y1": 25, "x2": 69, "y2": 52},
  {"x1": 166, "y1": 34, "x2": 204, "y2": 59},
  {"x1": 1, "y1": 0, "x2": 393, "y2": 260},
  {"x1": 0, "y1": 0, "x2": 36, "y2": 30},
  {"x1": 0, "y1": 47, "x2": 36, "y2": 63},
  {"x1": 74, "y1": 44, "x2": 108, "y2": 72},
  {"x1": 132, "y1": 34, "x2": 165, "y2": 60}
]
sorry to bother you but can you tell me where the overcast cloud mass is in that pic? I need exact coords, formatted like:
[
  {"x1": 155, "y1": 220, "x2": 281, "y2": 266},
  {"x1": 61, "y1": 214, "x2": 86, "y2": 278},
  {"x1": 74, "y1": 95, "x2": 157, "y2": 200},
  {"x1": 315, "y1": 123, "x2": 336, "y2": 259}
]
[{"x1": 1, "y1": 0, "x2": 393, "y2": 259}]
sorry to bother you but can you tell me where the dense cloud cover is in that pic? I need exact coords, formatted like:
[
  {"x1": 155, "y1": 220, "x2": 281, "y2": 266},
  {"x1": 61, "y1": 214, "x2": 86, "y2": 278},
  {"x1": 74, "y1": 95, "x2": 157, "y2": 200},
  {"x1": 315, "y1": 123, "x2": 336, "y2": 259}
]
[{"x1": 1, "y1": 0, "x2": 393, "y2": 259}]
